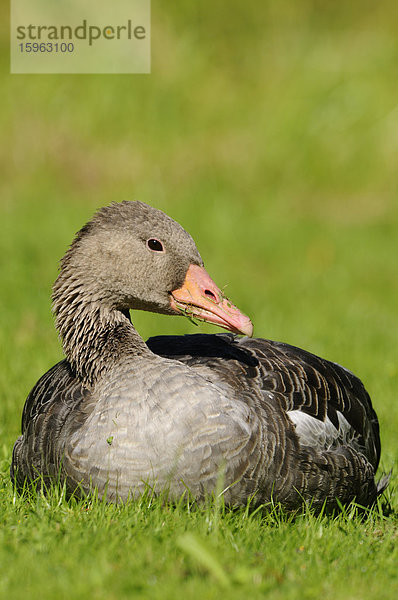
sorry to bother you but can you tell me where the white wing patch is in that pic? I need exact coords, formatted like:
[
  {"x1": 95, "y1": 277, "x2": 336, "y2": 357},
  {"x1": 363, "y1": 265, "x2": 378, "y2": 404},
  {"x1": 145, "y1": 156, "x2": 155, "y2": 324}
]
[{"x1": 287, "y1": 410, "x2": 354, "y2": 451}]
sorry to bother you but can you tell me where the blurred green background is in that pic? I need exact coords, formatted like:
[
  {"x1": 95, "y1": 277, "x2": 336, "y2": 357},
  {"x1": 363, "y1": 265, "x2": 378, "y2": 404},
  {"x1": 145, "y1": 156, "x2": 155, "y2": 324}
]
[{"x1": 1, "y1": 0, "x2": 397, "y2": 498}]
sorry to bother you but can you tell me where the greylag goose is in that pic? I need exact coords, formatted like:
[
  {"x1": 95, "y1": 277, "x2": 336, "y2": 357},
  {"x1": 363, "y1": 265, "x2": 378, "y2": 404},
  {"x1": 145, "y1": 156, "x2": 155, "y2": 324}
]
[{"x1": 11, "y1": 201, "x2": 385, "y2": 508}]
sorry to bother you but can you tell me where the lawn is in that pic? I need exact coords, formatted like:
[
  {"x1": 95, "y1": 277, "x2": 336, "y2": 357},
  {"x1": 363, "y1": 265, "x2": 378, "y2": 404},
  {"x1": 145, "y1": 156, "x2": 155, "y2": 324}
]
[{"x1": 0, "y1": 2, "x2": 397, "y2": 599}]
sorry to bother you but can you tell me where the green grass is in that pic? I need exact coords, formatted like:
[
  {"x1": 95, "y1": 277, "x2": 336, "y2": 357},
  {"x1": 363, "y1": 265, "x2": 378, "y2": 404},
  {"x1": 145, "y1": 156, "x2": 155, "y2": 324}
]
[
  {"x1": 0, "y1": 481, "x2": 396, "y2": 600},
  {"x1": 1, "y1": 1, "x2": 397, "y2": 598}
]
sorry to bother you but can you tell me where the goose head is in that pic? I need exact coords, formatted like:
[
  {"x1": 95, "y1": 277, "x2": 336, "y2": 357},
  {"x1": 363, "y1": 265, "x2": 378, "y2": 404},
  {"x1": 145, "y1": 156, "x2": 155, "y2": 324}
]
[{"x1": 53, "y1": 201, "x2": 253, "y2": 338}]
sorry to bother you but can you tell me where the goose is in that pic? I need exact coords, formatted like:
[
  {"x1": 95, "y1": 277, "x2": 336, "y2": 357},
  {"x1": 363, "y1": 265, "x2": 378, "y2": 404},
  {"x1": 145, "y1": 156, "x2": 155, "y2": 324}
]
[{"x1": 11, "y1": 201, "x2": 386, "y2": 508}]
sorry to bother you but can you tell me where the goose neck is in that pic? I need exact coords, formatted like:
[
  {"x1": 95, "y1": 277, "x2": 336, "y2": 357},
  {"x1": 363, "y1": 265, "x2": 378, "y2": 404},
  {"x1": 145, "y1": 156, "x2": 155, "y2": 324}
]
[{"x1": 53, "y1": 290, "x2": 148, "y2": 386}]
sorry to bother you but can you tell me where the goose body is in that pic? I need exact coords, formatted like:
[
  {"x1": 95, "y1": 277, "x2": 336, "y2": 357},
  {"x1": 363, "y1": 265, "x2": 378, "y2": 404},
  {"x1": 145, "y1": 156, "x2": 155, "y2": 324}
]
[{"x1": 11, "y1": 201, "x2": 383, "y2": 508}]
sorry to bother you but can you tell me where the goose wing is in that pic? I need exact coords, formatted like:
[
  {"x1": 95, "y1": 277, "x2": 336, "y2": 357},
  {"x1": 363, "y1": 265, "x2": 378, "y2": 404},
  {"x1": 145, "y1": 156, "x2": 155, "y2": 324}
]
[
  {"x1": 11, "y1": 360, "x2": 88, "y2": 486},
  {"x1": 146, "y1": 333, "x2": 381, "y2": 470}
]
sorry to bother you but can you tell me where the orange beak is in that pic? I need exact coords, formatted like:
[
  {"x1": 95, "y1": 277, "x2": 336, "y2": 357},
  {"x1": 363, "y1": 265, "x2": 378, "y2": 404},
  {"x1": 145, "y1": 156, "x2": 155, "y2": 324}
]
[{"x1": 169, "y1": 264, "x2": 253, "y2": 337}]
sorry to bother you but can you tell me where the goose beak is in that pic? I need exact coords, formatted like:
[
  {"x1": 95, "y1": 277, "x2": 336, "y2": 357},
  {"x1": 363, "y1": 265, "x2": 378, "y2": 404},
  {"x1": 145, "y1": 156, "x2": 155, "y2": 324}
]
[{"x1": 169, "y1": 264, "x2": 253, "y2": 337}]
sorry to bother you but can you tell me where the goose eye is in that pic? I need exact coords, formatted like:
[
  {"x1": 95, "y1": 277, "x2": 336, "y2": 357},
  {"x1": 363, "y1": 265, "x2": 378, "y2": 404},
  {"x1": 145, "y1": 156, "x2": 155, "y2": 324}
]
[{"x1": 147, "y1": 238, "x2": 164, "y2": 252}]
